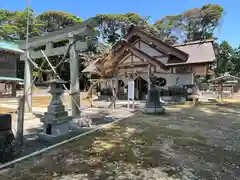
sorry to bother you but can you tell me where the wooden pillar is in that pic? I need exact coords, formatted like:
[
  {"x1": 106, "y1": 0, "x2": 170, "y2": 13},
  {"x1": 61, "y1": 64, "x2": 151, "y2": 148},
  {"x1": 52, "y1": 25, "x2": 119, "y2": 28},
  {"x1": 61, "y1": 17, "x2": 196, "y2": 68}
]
[
  {"x1": 139, "y1": 76, "x2": 142, "y2": 100},
  {"x1": 11, "y1": 82, "x2": 16, "y2": 97},
  {"x1": 115, "y1": 70, "x2": 119, "y2": 98},
  {"x1": 69, "y1": 35, "x2": 80, "y2": 117},
  {"x1": 23, "y1": 51, "x2": 32, "y2": 112},
  {"x1": 148, "y1": 64, "x2": 151, "y2": 91}
]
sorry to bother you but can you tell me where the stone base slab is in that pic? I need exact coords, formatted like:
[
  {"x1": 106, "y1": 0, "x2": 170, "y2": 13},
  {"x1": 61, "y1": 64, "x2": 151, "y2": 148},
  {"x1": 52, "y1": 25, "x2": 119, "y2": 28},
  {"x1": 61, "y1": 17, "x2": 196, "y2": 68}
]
[
  {"x1": 144, "y1": 107, "x2": 166, "y2": 114},
  {"x1": 38, "y1": 127, "x2": 88, "y2": 142}
]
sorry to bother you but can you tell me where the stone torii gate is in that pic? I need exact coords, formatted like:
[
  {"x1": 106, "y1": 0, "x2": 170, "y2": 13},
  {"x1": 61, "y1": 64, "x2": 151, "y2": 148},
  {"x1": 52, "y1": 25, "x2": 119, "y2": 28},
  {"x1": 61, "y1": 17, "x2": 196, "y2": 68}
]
[{"x1": 18, "y1": 19, "x2": 98, "y2": 118}]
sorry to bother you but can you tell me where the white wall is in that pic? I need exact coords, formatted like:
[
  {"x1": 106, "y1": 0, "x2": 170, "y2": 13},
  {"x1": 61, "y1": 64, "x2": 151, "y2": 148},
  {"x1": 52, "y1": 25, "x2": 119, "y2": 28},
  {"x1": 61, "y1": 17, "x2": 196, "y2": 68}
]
[
  {"x1": 140, "y1": 72, "x2": 194, "y2": 89},
  {"x1": 134, "y1": 41, "x2": 162, "y2": 56},
  {"x1": 133, "y1": 40, "x2": 168, "y2": 64}
]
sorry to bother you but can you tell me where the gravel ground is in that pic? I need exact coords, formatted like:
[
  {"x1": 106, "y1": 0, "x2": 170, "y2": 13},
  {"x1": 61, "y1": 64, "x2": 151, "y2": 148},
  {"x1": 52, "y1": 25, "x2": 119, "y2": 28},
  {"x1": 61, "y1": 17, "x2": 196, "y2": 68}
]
[{"x1": 1, "y1": 104, "x2": 240, "y2": 180}]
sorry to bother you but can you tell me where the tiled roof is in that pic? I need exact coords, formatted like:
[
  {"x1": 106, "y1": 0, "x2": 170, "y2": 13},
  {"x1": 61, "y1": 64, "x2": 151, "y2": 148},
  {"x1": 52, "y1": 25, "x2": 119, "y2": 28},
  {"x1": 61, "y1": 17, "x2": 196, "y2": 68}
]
[{"x1": 173, "y1": 39, "x2": 215, "y2": 64}]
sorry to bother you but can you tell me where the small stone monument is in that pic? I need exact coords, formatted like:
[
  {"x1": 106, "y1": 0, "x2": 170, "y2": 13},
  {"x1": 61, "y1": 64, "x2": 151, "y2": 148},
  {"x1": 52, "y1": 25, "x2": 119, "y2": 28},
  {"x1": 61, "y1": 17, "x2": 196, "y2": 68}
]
[
  {"x1": 145, "y1": 75, "x2": 165, "y2": 114},
  {"x1": 39, "y1": 76, "x2": 72, "y2": 141}
]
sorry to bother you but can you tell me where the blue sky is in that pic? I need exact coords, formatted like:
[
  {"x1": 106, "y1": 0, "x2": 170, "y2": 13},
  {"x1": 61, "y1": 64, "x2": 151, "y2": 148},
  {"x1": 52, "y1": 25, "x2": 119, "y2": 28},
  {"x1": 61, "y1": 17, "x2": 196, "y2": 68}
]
[{"x1": 2, "y1": 0, "x2": 240, "y2": 47}]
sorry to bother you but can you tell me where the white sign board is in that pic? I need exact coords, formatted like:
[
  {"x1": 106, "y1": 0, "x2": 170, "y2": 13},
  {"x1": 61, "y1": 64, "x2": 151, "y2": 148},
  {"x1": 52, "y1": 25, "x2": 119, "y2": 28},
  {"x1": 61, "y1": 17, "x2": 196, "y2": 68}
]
[
  {"x1": 127, "y1": 80, "x2": 135, "y2": 109},
  {"x1": 128, "y1": 80, "x2": 134, "y2": 100}
]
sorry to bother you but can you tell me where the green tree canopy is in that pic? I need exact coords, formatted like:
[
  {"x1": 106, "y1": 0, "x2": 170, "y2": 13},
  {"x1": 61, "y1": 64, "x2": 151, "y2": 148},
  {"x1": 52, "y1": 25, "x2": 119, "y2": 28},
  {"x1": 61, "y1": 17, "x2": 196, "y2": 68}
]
[
  {"x1": 37, "y1": 11, "x2": 82, "y2": 32},
  {"x1": 154, "y1": 4, "x2": 224, "y2": 42},
  {"x1": 214, "y1": 41, "x2": 235, "y2": 76},
  {"x1": 94, "y1": 13, "x2": 143, "y2": 45},
  {"x1": 0, "y1": 8, "x2": 43, "y2": 40},
  {"x1": 0, "y1": 9, "x2": 83, "y2": 40}
]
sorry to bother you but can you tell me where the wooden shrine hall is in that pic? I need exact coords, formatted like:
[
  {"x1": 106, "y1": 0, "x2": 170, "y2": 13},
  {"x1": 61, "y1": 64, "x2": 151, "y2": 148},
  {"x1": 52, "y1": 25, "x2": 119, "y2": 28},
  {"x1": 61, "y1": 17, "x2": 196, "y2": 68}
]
[{"x1": 83, "y1": 25, "x2": 216, "y2": 100}]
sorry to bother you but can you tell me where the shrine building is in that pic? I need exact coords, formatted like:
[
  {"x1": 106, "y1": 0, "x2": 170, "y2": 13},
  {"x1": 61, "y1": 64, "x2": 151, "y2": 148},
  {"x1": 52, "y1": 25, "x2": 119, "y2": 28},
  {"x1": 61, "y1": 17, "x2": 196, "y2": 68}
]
[{"x1": 83, "y1": 25, "x2": 216, "y2": 100}]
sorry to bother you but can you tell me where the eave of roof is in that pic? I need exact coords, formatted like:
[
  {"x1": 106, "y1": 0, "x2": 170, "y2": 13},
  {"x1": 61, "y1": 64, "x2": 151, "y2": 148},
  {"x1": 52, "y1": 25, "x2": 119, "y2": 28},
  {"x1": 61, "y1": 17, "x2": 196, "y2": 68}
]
[
  {"x1": 173, "y1": 39, "x2": 215, "y2": 47},
  {"x1": 173, "y1": 40, "x2": 216, "y2": 64},
  {"x1": 0, "y1": 40, "x2": 24, "y2": 54},
  {"x1": 0, "y1": 76, "x2": 24, "y2": 82}
]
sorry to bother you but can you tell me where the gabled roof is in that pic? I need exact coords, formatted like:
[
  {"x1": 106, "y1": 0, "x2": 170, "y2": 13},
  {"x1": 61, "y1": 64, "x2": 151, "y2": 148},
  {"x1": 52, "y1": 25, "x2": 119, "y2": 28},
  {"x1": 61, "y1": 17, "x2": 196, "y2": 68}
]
[
  {"x1": 123, "y1": 25, "x2": 216, "y2": 66},
  {"x1": 209, "y1": 74, "x2": 240, "y2": 84},
  {"x1": 123, "y1": 25, "x2": 189, "y2": 61},
  {"x1": 94, "y1": 40, "x2": 169, "y2": 77}
]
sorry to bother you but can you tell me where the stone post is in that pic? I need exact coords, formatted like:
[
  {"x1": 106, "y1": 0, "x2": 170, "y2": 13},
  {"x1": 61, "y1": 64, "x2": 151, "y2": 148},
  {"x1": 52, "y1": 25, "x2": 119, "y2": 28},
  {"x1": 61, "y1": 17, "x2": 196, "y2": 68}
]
[
  {"x1": 68, "y1": 33, "x2": 80, "y2": 117},
  {"x1": 11, "y1": 82, "x2": 16, "y2": 97},
  {"x1": 23, "y1": 51, "x2": 32, "y2": 112},
  {"x1": 46, "y1": 41, "x2": 53, "y2": 50}
]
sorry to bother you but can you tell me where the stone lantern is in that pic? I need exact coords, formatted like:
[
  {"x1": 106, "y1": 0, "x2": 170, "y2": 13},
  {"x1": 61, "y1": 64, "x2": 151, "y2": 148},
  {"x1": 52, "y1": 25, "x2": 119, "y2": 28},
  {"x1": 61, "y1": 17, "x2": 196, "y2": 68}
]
[
  {"x1": 39, "y1": 76, "x2": 72, "y2": 140},
  {"x1": 144, "y1": 75, "x2": 165, "y2": 114}
]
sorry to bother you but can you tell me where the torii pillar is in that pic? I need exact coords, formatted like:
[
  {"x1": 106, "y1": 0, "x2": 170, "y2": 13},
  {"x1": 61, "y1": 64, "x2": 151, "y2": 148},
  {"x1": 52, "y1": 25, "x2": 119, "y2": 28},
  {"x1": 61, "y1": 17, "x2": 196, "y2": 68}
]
[
  {"x1": 23, "y1": 51, "x2": 32, "y2": 113},
  {"x1": 68, "y1": 33, "x2": 80, "y2": 117}
]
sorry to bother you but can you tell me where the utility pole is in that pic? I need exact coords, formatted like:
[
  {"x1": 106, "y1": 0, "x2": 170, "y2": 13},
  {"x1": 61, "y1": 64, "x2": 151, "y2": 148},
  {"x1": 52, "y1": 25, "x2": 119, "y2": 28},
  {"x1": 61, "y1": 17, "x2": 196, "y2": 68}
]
[
  {"x1": 17, "y1": 0, "x2": 31, "y2": 146},
  {"x1": 23, "y1": 0, "x2": 32, "y2": 113}
]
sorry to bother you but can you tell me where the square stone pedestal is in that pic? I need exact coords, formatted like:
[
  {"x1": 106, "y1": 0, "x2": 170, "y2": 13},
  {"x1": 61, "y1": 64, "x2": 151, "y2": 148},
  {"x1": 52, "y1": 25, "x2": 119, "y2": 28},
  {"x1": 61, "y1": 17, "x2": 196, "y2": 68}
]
[
  {"x1": 39, "y1": 115, "x2": 73, "y2": 141},
  {"x1": 144, "y1": 106, "x2": 166, "y2": 114}
]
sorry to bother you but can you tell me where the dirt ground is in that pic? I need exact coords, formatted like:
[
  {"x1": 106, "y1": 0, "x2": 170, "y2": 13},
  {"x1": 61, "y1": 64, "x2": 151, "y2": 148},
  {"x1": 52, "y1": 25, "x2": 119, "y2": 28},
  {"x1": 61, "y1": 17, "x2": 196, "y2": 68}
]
[
  {"x1": 31, "y1": 96, "x2": 91, "y2": 108},
  {"x1": 0, "y1": 107, "x2": 17, "y2": 120},
  {"x1": 1, "y1": 104, "x2": 240, "y2": 180},
  {"x1": 0, "y1": 95, "x2": 92, "y2": 121},
  {"x1": 0, "y1": 95, "x2": 92, "y2": 109}
]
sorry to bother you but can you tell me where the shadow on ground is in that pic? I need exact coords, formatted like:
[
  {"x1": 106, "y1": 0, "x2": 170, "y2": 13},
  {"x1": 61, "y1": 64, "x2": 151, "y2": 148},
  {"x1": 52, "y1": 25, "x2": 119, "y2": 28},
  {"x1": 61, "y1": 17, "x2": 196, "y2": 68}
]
[
  {"x1": 11, "y1": 109, "x2": 121, "y2": 159},
  {"x1": 1, "y1": 104, "x2": 240, "y2": 180}
]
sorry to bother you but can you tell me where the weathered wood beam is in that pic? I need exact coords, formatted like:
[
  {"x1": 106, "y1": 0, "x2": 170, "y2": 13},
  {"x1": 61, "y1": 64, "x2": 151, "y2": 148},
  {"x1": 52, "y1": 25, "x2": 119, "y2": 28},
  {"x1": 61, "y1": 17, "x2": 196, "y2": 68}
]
[
  {"x1": 118, "y1": 62, "x2": 148, "y2": 68},
  {"x1": 123, "y1": 42, "x2": 168, "y2": 70}
]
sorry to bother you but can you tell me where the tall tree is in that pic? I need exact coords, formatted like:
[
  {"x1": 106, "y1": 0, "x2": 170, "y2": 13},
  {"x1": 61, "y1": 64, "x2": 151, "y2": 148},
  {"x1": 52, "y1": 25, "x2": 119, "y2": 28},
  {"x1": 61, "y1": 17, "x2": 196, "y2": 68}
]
[
  {"x1": 95, "y1": 13, "x2": 143, "y2": 45},
  {"x1": 12, "y1": 8, "x2": 43, "y2": 39},
  {"x1": 0, "y1": 8, "x2": 43, "y2": 40},
  {"x1": 154, "y1": 15, "x2": 179, "y2": 44},
  {"x1": 37, "y1": 11, "x2": 82, "y2": 33},
  {"x1": 155, "y1": 4, "x2": 224, "y2": 42},
  {"x1": 214, "y1": 41, "x2": 235, "y2": 76},
  {"x1": 0, "y1": 10, "x2": 15, "y2": 40},
  {"x1": 231, "y1": 46, "x2": 240, "y2": 76}
]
